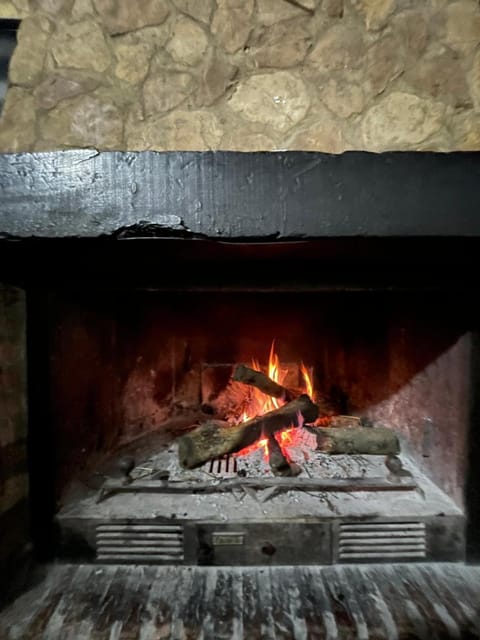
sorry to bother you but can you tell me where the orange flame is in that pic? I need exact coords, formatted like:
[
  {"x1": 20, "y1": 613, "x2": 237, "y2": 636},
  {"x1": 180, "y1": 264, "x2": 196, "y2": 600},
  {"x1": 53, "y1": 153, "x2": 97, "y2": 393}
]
[
  {"x1": 268, "y1": 341, "x2": 280, "y2": 385},
  {"x1": 234, "y1": 341, "x2": 315, "y2": 461},
  {"x1": 278, "y1": 426, "x2": 297, "y2": 448},
  {"x1": 300, "y1": 362, "x2": 313, "y2": 399},
  {"x1": 246, "y1": 341, "x2": 288, "y2": 418},
  {"x1": 235, "y1": 437, "x2": 270, "y2": 461}
]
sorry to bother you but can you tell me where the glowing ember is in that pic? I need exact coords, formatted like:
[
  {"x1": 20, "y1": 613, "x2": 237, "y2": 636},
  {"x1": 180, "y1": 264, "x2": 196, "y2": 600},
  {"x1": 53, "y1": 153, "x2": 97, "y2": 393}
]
[
  {"x1": 278, "y1": 426, "x2": 297, "y2": 447},
  {"x1": 234, "y1": 341, "x2": 315, "y2": 460},
  {"x1": 235, "y1": 437, "x2": 270, "y2": 461},
  {"x1": 313, "y1": 415, "x2": 334, "y2": 427}
]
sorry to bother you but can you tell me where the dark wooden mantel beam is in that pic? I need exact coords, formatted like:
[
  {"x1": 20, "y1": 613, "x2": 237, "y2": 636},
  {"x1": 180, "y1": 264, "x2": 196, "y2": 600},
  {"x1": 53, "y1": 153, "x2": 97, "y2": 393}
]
[{"x1": 1, "y1": 150, "x2": 480, "y2": 240}]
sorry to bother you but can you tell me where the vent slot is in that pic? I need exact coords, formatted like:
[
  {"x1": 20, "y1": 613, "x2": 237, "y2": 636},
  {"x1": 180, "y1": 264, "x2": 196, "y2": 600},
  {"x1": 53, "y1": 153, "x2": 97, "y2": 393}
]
[
  {"x1": 96, "y1": 523, "x2": 184, "y2": 563},
  {"x1": 338, "y1": 522, "x2": 426, "y2": 561}
]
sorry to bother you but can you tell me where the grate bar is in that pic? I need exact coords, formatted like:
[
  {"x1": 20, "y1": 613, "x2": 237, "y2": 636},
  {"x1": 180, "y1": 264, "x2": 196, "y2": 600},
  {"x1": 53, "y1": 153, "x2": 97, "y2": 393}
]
[
  {"x1": 97, "y1": 525, "x2": 182, "y2": 532},
  {"x1": 97, "y1": 546, "x2": 183, "y2": 555},
  {"x1": 97, "y1": 540, "x2": 183, "y2": 548},
  {"x1": 340, "y1": 541, "x2": 426, "y2": 548},
  {"x1": 340, "y1": 533, "x2": 425, "y2": 540},
  {"x1": 97, "y1": 554, "x2": 183, "y2": 562},
  {"x1": 207, "y1": 455, "x2": 237, "y2": 476},
  {"x1": 340, "y1": 544, "x2": 426, "y2": 552},
  {"x1": 97, "y1": 533, "x2": 182, "y2": 541},
  {"x1": 339, "y1": 551, "x2": 426, "y2": 559},
  {"x1": 340, "y1": 523, "x2": 425, "y2": 531}
]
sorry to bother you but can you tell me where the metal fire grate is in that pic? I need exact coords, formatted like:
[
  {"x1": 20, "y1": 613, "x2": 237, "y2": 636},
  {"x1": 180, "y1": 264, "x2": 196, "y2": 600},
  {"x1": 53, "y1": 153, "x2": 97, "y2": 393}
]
[
  {"x1": 338, "y1": 521, "x2": 427, "y2": 561},
  {"x1": 207, "y1": 455, "x2": 238, "y2": 475},
  {"x1": 96, "y1": 523, "x2": 184, "y2": 564}
]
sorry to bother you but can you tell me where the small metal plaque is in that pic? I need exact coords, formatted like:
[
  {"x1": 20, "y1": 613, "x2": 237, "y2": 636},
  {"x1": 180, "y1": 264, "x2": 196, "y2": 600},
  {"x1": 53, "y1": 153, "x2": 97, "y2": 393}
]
[{"x1": 212, "y1": 532, "x2": 245, "y2": 546}]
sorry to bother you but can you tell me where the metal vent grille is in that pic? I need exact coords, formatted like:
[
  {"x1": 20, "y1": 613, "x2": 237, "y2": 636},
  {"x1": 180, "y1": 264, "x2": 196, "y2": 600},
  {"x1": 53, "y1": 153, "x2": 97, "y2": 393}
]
[
  {"x1": 207, "y1": 455, "x2": 238, "y2": 476},
  {"x1": 338, "y1": 522, "x2": 426, "y2": 561},
  {"x1": 96, "y1": 523, "x2": 184, "y2": 564}
]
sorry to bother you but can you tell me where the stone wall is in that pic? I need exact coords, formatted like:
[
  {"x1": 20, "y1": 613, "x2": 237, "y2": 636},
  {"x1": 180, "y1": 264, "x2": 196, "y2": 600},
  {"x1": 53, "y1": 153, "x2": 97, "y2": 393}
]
[
  {"x1": 0, "y1": 0, "x2": 479, "y2": 152},
  {"x1": 0, "y1": 285, "x2": 28, "y2": 573}
]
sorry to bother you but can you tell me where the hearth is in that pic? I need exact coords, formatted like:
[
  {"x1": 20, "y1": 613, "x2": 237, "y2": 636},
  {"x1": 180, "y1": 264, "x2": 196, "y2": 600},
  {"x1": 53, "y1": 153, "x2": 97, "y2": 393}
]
[{"x1": 1, "y1": 150, "x2": 480, "y2": 570}]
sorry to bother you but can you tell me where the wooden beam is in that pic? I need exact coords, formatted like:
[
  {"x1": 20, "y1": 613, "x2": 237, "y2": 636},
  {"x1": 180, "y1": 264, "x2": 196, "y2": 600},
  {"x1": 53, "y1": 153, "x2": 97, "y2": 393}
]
[{"x1": 1, "y1": 151, "x2": 480, "y2": 239}]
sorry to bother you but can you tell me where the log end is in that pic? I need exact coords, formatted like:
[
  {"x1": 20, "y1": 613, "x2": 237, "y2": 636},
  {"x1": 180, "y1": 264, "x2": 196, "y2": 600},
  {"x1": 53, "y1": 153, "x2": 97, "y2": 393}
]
[
  {"x1": 232, "y1": 363, "x2": 249, "y2": 382},
  {"x1": 296, "y1": 394, "x2": 320, "y2": 424}
]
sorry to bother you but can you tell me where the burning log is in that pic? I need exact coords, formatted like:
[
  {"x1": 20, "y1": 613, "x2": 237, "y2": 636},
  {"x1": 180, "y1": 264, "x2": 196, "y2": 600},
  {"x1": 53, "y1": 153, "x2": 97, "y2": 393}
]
[
  {"x1": 267, "y1": 434, "x2": 292, "y2": 476},
  {"x1": 178, "y1": 394, "x2": 319, "y2": 469},
  {"x1": 232, "y1": 363, "x2": 337, "y2": 418},
  {"x1": 267, "y1": 434, "x2": 301, "y2": 477},
  {"x1": 232, "y1": 364, "x2": 294, "y2": 401},
  {"x1": 308, "y1": 425, "x2": 400, "y2": 455}
]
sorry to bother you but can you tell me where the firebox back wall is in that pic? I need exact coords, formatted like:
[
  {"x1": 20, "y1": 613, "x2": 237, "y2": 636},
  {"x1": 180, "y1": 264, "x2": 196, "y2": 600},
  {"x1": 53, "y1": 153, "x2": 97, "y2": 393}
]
[{"x1": 47, "y1": 289, "x2": 471, "y2": 509}]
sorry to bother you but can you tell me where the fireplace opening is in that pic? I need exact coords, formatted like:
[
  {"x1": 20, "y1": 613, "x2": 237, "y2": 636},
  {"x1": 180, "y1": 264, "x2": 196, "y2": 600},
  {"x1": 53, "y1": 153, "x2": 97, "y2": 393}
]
[
  {"x1": 3, "y1": 150, "x2": 480, "y2": 637},
  {"x1": 23, "y1": 247, "x2": 472, "y2": 566}
]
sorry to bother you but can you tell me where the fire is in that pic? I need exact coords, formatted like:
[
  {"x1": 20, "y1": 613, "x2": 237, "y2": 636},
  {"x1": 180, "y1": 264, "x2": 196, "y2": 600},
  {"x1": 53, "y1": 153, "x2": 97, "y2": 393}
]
[
  {"x1": 234, "y1": 341, "x2": 314, "y2": 461},
  {"x1": 278, "y1": 426, "x2": 297, "y2": 448},
  {"x1": 243, "y1": 340, "x2": 313, "y2": 420},
  {"x1": 235, "y1": 437, "x2": 270, "y2": 460},
  {"x1": 300, "y1": 362, "x2": 313, "y2": 399},
  {"x1": 267, "y1": 341, "x2": 282, "y2": 392}
]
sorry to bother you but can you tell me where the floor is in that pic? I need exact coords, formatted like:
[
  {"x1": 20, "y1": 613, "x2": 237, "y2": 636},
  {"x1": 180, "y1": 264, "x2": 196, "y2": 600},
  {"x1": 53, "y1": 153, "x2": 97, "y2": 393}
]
[{"x1": 1, "y1": 563, "x2": 479, "y2": 639}]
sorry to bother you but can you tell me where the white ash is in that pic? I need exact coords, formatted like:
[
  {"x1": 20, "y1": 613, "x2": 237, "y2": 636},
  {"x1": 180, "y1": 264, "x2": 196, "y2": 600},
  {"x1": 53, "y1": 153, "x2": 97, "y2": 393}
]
[
  {"x1": 63, "y1": 472, "x2": 461, "y2": 522},
  {"x1": 63, "y1": 446, "x2": 462, "y2": 522},
  {"x1": 60, "y1": 426, "x2": 462, "y2": 524},
  {"x1": 235, "y1": 447, "x2": 272, "y2": 477}
]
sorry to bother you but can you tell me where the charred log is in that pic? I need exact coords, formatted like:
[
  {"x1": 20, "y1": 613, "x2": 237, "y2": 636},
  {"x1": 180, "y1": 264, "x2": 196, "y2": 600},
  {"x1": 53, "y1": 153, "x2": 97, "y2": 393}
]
[
  {"x1": 232, "y1": 364, "x2": 294, "y2": 401},
  {"x1": 268, "y1": 434, "x2": 291, "y2": 476},
  {"x1": 232, "y1": 364, "x2": 338, "y2": 418},
  {"x1": 267, "y1": 435, "x2": 301, "y2": 477},
  {"x1": 178, "y1": 394, "x2": 319, "y2": 469},
  {"x1": 308, "y1": 425, "x2": 400, "y2": 455}
]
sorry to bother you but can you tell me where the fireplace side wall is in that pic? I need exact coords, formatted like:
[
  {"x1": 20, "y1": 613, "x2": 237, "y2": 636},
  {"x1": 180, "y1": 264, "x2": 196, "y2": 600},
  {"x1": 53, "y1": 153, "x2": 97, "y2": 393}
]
[
  {"x1": 366, "y1": 334, "x2": 471, "y2": 508},
  {"x1": 0, "y1": 284, "x2": 28, "y2": 579}
]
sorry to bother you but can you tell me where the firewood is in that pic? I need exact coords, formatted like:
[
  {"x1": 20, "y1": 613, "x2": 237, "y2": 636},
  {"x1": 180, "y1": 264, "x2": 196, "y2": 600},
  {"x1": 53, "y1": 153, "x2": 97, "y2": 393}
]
[
  {"x1": 232, "y1": 364, "x2": 337, "y2": 419},
  {"x1": 327, "y1": 415, "x2": 361, "y2": 428},
  {"x1": 267, "y1": 434, "x2": 301, "y2": 477},
  {"x1": 232, "y1": 364, "x2": 294, "y2": 401},
  {"x1": 307, "y1": 425, "x2": 400, "y2": 455},
  {"x1": 178, "y1": 394, "x2": 319, "y2": 469}
]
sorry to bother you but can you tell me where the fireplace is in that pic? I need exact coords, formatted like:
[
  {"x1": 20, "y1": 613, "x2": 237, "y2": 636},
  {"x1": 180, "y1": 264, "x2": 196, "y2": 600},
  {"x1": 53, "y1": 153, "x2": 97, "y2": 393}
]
[
  {"x1": 1, "y1": 150, "x2": 480, "y2": 571},
  {"x1": 43, "y1": 279, "x2": 467, "y2": 566}
]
